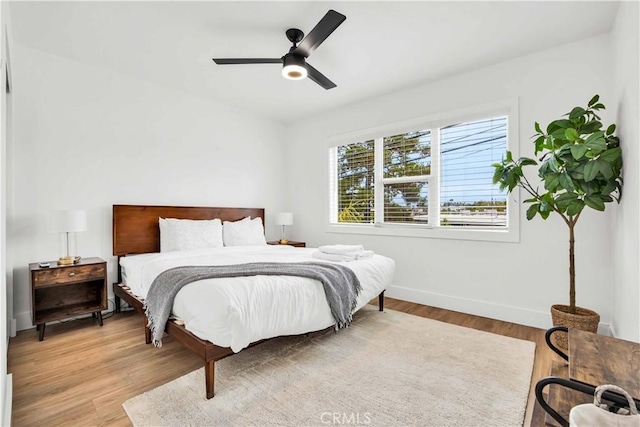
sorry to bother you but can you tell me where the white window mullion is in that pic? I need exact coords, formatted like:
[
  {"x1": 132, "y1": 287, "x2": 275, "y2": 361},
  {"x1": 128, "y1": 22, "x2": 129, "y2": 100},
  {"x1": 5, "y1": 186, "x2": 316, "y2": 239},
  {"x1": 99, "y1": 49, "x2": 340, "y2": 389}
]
[
  {"x1": 328, "y1": 147, "x2": 338, "y2": 223},
  {"x1": 430, "y1": 127, "x2": 440, "y2": 227},
  {"x1": 374, "y1": 137, "x2": 384, "y2": 224}
]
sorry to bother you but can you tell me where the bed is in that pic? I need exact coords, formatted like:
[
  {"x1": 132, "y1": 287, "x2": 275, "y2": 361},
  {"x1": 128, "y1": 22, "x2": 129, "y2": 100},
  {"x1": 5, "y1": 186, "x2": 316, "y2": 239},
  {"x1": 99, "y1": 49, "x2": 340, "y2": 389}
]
[{"x1": 112, "y1": 204, "x2": 394, "y2": 399}]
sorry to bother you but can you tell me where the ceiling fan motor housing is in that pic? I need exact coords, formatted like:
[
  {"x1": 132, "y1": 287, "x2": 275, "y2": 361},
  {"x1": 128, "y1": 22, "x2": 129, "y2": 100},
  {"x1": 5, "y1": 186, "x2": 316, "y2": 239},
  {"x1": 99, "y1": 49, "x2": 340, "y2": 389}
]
[{"x1": 282, "y1": 53, "x2": 307, "y2": 80}]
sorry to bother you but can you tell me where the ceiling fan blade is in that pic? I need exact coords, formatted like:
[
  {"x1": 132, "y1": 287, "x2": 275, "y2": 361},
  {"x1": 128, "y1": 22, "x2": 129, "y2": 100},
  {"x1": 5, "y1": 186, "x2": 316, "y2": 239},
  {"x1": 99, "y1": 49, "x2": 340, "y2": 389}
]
[
  {"x1": 212, "y1": 58, "x2": 282, "y2": 65},
  {"x1": 306, "y1": 63, "x2": 337, "y2": 90},
  {"x1": 293, "y1": 10, "x2": 346, "y2": 58}
]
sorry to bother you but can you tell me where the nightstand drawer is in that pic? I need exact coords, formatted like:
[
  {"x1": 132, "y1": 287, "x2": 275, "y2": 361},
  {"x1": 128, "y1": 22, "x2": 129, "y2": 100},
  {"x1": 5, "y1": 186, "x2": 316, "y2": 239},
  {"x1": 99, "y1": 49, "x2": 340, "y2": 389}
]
[{"x1": 33, "y1": 263, "x2": 105, "y2": 287}]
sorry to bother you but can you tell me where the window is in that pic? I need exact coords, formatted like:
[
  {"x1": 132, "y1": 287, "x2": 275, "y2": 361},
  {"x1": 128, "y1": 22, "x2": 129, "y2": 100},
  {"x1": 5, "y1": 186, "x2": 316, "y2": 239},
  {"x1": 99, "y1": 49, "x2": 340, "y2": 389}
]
[
  {"x1": 382, "y1": 130, "x2": 431, "y2": 224},
  {"x1": 335, "y1": 141, "x2": 374, "y2": 224},
  {"x1": 328, "y1": 100, "x2": 519, "y2": 242},
  {"x1": 439, "y1": 117, "x2": 507, "y2": 227}
]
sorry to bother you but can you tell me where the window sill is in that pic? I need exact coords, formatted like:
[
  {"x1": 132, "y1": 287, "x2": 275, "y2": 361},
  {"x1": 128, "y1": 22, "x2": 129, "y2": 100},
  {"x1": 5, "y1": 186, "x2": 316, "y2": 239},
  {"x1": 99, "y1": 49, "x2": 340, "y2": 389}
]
[{"x1": 326, "y1": 223, "x2": 519, "y2": 243}]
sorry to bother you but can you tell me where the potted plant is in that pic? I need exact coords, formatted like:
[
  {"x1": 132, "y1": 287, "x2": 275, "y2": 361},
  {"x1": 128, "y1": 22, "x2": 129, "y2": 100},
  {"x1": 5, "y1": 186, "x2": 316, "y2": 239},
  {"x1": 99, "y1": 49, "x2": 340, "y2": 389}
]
[{"x1": 493, "y1": 95, "x2": 622, "y2": 348}]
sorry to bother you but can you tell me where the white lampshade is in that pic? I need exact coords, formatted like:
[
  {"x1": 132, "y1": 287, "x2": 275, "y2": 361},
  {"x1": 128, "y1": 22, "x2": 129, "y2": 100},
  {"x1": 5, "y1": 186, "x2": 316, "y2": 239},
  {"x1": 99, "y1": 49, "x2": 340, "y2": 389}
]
[
  {"x1": 275, "y1": 212, "x2": 293, "y2": 226},
  {"x1": 48, "y1": 210, "x2": 87, "y2": 233}
]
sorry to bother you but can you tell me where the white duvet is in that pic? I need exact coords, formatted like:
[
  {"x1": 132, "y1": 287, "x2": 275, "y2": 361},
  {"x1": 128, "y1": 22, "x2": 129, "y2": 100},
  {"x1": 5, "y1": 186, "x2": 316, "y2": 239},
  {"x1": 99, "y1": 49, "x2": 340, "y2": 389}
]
[{"x1": 120, "y1": 245, "x2": 394, "y2": 352}]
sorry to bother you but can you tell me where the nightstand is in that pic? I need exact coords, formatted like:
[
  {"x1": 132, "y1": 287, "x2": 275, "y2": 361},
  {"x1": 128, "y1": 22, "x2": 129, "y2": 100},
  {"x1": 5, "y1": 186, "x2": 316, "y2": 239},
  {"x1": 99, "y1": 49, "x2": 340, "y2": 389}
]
[
  {"x1": 29, "y1": 257, "x2": 107, "y2": 341},
  {"x1": 267, "y1": 240, "x2": 306, "y2": 248}
]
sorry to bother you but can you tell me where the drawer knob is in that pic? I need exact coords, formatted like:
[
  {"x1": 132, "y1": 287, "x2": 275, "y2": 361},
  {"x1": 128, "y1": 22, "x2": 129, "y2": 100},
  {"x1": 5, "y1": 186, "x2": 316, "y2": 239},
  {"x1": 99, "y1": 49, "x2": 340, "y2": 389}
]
[{"x1": 69, "y1": 272, "x2": 75, "y2": 276}]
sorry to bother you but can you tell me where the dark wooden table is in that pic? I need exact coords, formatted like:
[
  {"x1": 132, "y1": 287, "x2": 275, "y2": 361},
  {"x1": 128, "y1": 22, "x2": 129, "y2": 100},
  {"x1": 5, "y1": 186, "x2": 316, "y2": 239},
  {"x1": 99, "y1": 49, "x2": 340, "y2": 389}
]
[{"x1": 536, "y1": 327, "x2": 640, "y2": 426}]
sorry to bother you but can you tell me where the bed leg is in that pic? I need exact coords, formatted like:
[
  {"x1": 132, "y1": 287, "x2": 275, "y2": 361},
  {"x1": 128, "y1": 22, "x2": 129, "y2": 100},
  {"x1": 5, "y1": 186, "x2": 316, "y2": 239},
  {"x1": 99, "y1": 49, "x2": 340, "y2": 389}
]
[
  {"x1": 205, "y1": 360, "x2": 215, "y2": 399},
  {"x1": 114, "y1": 293, "x2": 121, "y2": 314},
  {"x1": 378, "y1": 291, "x2": 385, "y2": 312},
  {"x1": 144, "y1": 318, "x2": 152, "y2": 344}
]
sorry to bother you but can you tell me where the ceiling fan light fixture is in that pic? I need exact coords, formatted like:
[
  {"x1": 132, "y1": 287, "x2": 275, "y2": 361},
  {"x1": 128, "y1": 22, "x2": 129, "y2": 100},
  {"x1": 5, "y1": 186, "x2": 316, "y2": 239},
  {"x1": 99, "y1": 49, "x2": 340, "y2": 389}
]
[{"x1": 281, "y1": 54, "x2": 307, "y2": 80}]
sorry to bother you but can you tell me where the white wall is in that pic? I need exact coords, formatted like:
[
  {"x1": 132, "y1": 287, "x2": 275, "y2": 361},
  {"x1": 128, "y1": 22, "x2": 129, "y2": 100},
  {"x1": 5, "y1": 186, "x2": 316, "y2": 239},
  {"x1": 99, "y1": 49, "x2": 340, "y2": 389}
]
[
  {"x1": 611, "y1": 1, "x2": 640, "y2": 342},
  {"x1": 285, "y1": 35, "x2": 616, "y2": 331},
  {"x1": 10, "y1": 44, "x2": 287, "y2": 331},
  {"x1": 1, "y1": 2, "x2": 12, "y2": 425}
]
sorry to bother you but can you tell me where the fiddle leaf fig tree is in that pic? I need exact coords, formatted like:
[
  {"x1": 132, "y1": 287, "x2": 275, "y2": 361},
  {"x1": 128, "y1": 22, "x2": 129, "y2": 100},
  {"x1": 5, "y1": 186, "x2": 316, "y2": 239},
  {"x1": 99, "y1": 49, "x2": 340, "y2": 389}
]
[{"x1": 492, "y1": 95, "x2": 622, "y2": 314}]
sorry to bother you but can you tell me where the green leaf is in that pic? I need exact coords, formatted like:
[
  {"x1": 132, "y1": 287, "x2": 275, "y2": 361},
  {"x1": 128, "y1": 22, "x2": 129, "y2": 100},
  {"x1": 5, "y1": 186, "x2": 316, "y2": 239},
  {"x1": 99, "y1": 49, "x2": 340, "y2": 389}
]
[
  {"x1": 584, "y1": 131, "x2": 607, "y2": 152},
  {"x1": 584, "y1": 161, "x2": 599, "y2": 182},
  {"x1": 519, "y1": 157, "x2": 538, "y2": 167},
  {"x1": 546, "y1": 157, "x2": 560, "y2": 173},
  {"x1": 606, "y1": 124, "x2": 616, "y2": 135},
  {"x1": 540, "y1": 199, "x2": 553, "y2": 212},
  {"x1": 579, "y1": 120, "x2": 603, "y2": 134},
  {"x1": 556, "y1": 192, "x2": 579, "y2": 202},
  {"x1": 526, "y1": 204, "x2": 539, "y2": 220},
  {"x1": 539, "y1": 210, "x2": 551, "y2": 219},
  {"x1": 544, "y1": 173, "x2": 561, "y2": 191},
  {"x1": 555, "y1": 192, "x2": 578, "y2": 209},
  {"x1": 551, "y1": 128, "x2": 569, "y2": 142},
  {"x1": 541, "y1": 192, "x2": 554, "y2": 204},
  {"x1": 584, "y1": 195, "x2": 605, "y2": 211},
  {"x1": 492, "y1": 168, "x2": 502, "y2": 185},
  {"x1": 557, "y1": 143, "x2": 573, "y2": 155},
  {"x1": 534, "y1": 122, "x2": 542, "y2": 134},
  {"x1": 592, "y1": 103, "x2": 605, "y2": 110},
  {"x1": 600, "y1": 182, "x2": 616, "y2": 195},
  {"x1": 570, "y1": 144, "x2": 588, "y2": 160},
  {"x1": 553, "y1": 119, "x2": 574, "y2": 129},
  {"x1": 598, "y1": 160, "x2": 614, "y2": 179},
  {"x1": 505, "y1": 171, "x2": 516, "y2": 191},
  {"x1": 598, "y1": 147, "x2": 621, "y2": 162},
  {"x1": 566, "y1": 200, "x2": 585, "y2": 216},
  {"x1": 534, "y1": 135, "x2": 545, "y2": 153},
  {"x1": 565, "y1": 128, "x2": 579, "y2": 141},
  {"x1": 558, "y1": 173, "x2": 574, "y2": 191},
  {"x1": 588, "y1": 94, "x2": 600, "y2": 107},
  {"x1": 569, "y1": 107, "x2": 586, "y2": 120}
]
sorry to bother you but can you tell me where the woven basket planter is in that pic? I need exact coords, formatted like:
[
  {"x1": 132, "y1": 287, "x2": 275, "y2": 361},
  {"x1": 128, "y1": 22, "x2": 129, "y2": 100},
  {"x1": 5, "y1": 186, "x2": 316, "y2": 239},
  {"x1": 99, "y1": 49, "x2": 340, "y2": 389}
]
[{"x1": 550, "y1": 304, "x2": 600, "y2": 350}]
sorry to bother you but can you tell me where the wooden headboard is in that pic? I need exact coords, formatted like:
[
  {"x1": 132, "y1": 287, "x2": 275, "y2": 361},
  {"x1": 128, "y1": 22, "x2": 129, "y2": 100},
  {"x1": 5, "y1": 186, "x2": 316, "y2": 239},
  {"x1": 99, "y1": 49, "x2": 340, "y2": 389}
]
[{"x1": 112, "y1": 204, "x2": 265, "y2": 256}]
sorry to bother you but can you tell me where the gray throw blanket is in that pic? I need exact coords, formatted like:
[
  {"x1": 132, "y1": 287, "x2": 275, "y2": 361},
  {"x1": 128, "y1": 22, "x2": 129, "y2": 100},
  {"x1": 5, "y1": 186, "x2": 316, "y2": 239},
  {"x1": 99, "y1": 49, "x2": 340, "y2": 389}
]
[{"x1": 144, "y1": 262, "x2": 362, "y2": 347}]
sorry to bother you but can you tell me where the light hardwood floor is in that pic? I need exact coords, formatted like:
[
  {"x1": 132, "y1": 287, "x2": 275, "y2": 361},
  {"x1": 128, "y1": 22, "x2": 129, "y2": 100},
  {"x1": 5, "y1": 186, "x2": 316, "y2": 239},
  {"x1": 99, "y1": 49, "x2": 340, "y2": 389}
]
[{"x1": 8, "y1": 298, "x2": 558, "y2": 426}]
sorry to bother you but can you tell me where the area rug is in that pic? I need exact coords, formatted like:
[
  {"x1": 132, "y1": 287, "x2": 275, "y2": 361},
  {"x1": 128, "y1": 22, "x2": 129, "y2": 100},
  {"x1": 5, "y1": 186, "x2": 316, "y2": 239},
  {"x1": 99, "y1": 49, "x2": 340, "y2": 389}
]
[{"x1": 123, "y1": 306, "x2": 535, "y2": 426}]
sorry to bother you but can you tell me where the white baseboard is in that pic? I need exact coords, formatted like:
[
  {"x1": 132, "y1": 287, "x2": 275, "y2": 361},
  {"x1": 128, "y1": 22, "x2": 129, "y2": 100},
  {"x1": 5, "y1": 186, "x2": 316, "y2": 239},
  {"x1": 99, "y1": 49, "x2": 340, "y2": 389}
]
[
  {"x1": 15, "y1": 311, "x2": 31, "y2": 332},
  {"x1": 9, "y1": 319, "x2": 16, "y2": 338},
  {"x1": 3, "y1": 373, "x2": 12, "y2": 427},
  {"x1": 386, "y1": 285, "x2": 612, "y2": 334}
]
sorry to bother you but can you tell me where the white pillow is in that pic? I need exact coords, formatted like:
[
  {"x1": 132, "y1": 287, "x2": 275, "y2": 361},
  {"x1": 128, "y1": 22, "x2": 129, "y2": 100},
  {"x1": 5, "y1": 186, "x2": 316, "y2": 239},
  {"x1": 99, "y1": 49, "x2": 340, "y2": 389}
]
[
  {"x1": 159, "y1": 218, "x2": 223, "y2": 252},
  {"x1": 223, "y1": 217, "x2": 266, "y2": 246}
]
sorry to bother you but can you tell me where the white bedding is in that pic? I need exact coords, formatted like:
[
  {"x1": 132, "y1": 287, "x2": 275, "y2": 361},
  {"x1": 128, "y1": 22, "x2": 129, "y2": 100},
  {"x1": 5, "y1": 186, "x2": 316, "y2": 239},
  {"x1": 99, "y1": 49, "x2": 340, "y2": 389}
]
[{"x1": 120, "y1": 245, "x2": 394, "y2": 352}]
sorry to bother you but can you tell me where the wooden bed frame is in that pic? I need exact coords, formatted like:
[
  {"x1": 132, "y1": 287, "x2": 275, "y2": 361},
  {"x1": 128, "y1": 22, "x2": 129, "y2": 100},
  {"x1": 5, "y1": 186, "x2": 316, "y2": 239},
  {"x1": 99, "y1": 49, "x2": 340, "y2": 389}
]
[{"x1": 112, "y1": 204, "x2": 384, "y2": 399}]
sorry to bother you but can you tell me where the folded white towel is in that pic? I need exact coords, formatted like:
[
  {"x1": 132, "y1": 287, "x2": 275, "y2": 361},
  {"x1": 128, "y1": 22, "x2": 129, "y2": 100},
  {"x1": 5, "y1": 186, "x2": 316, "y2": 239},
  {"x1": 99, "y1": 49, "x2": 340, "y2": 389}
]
[
  {"x1": 313, "y1": 251, "x2": 356, "y2": 262},
  {"x1": 318, "y1": 244, "x2": 365, "y2": 256},
  {"x1": 312, "y1": 250, "x2": 374, "y2": 262}
]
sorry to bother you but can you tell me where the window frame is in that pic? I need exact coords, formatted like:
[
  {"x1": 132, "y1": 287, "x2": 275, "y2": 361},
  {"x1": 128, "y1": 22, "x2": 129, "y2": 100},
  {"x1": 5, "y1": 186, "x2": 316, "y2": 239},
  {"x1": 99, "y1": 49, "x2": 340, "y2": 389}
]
[{"x1": 327, "y1": 99, "x2": 520, "y2": 243}]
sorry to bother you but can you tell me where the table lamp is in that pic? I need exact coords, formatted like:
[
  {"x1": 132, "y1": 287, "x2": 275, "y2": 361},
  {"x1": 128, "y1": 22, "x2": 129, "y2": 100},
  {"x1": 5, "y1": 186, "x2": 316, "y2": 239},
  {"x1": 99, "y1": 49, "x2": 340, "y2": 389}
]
[
  {"x1": 49, "y1": 210, "x2": 87, "y2": 265},
  {"x1": 275, "y1": 212, "x2": 293, "y2": 244}
]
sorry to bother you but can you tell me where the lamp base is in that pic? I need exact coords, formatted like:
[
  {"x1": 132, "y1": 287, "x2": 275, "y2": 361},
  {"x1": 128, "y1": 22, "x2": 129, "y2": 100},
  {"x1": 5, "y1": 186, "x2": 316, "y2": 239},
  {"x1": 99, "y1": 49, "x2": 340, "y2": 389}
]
[
  {"x1": 57, "y1": 256, "x2": 81, "y2": 266},
  {"x1": 279, "y1": 239, "x2": 289, "y2": 245}
]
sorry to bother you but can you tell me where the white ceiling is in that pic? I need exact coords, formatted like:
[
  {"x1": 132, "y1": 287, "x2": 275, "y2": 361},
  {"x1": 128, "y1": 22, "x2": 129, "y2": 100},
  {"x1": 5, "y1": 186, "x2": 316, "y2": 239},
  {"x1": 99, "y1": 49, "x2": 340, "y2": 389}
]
[{"x1": 9, "y1": 1, "x2": 619, "y2": 124}]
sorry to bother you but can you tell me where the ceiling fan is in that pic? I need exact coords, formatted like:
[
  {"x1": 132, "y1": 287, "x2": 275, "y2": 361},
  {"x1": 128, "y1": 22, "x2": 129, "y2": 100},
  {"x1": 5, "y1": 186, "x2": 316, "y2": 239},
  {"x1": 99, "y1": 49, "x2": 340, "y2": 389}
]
[{"x1": 212, "y1": 10, "x2": 346, "y2": 90}]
